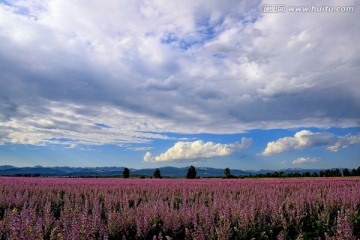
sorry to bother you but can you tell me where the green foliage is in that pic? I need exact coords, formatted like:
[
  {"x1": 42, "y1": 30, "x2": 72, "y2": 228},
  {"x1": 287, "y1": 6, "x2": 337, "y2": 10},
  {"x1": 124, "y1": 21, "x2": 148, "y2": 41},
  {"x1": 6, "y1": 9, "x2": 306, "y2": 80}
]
[
  {"x1": 343, "y1": 168, "x2": 350, "y2": 176},
  {"x1": 186, "y1": 165, "x2": 197, "y2": 179},
  {"x1": 122, "y1": 167, "x2": 130, "y2": 178},
  {"x1": 224, "y1": 168, "x2": 231, "y2": 178},
  {"x1": 153, "y1": 168, "x2": 162, "y2": 179},
  {"x1": 246, "y1": 166, "x2": 360, "y2": 178}
]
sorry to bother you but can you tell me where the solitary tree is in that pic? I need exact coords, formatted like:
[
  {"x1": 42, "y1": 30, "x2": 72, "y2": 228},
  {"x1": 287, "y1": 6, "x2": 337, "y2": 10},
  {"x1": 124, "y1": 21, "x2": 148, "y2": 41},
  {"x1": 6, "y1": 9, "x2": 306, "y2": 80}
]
[
  {"x1": 186, "y1": 165, "x2": 197, "y2": 179},
  {"x1": 224, "y1": 167, "x2": 231, "y2": 178},
  {"x1": 123, "y1": 167, "x2": 130, "y2": 178},
  {"x1": 153, "y1": 168, "x2": 162, "y2": 179}
]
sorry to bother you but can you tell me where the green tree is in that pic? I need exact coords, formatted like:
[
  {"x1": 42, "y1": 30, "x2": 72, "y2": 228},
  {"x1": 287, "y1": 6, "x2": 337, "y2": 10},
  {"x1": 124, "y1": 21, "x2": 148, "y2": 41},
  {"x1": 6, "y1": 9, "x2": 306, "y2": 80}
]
[
  {"x1": 343, "y1": 168, "x2": 350, "y2": 176},
  {"x1": 224, "y1": 167, "x2": 231, "y2": 178},
  {"x1": 153, "y1": 168, "x2": 162, "y2": 179},
  {"x1": 334, "y1": 168, "x2": 341, "y2": 177},
  {"x1": 324, "y1": 169, "x2": 332, "y2": 177},
  {"x1": 186, "y1": 165, "x2": 197, "y2": 179},
  {"x1": 123, "y1": 167, "x2": 130, "y2": 178},
  {"x1": 351, "y1": 167, "x2": 360, "y2": 176}
]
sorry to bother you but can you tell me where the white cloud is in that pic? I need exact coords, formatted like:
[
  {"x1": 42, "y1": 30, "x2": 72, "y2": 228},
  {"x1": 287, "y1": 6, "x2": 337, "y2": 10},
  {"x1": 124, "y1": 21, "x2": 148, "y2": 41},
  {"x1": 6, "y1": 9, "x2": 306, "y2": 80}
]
[
  {"x1": 328, "y1": 134, "x2": 360, "y2": 152},
  {"x1": 0, "y1": 102, "x2": 172, "y2": 147},
  {"x1": 127, "y1": 146, "x2": 154, "y2": 152},
  {"x1": 261, "y1": 130, "x2": 334, "y2": 156},
  {"x1": 144, "y1": 137, "x2": 252, "y2": 162},
  {"x1": 292, "y1": 157, "x2": 319, "y2": 165},
  {"x1": 143, "y1": 152, "x2": 153, "y2": 162},
  {"x1": 262, "y1": 130, "x2": 360, "y2": 156}
]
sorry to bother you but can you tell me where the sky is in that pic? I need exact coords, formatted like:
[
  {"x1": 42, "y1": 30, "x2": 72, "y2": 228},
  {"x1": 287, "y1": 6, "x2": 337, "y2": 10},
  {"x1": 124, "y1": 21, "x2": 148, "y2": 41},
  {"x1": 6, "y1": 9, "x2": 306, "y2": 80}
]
[{"x1": 0, "y1": 0, "x2": 359, "y2": 170}]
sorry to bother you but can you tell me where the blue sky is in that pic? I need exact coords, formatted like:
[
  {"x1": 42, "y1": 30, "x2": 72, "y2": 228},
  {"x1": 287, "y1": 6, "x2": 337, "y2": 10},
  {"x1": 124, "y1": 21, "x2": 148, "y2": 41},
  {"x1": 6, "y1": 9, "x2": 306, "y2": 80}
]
[{"x1": 0, "y1": 0, "x2": 359, "y2": 170}]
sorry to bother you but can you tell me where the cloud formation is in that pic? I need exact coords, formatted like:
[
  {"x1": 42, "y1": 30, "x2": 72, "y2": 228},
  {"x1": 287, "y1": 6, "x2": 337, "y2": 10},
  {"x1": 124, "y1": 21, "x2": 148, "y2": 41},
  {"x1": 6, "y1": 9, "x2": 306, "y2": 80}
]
[
  {"x1": 0, "y1": 0, "x2": 359, "y2": 148},
  {"x1": 0, "y1": 102, "x2": 172, "y2": 147},
  {"x1": 262, "y1": 130, "x2": 333, "y2": 156},
  {"x1": 292, "y1": 157, "x2": 319, "y2": 165},
  {"x1": 262, "y1": 130, "x2": 360, "y2": 156},
  {"x1": 328, "y1": 134, "x2": 360, "y2": 152},
  {"x1": 144, "y1": 138, "x2": 252, "y2": 162}
]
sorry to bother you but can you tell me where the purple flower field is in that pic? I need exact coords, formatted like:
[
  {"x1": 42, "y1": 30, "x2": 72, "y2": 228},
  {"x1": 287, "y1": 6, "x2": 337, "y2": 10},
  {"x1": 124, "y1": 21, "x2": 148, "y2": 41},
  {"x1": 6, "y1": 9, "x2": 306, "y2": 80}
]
[{"x1": 0, "y1": 177, "x2": 359, "y2": 239}]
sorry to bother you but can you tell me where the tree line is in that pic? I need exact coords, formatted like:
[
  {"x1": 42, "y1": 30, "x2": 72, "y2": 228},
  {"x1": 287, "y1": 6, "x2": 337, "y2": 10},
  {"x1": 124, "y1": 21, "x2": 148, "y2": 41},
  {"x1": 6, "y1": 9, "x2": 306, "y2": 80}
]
[
  {"x1": 122, "y1": 166, "x2": 360, "y2": 179},
  {"x1": 247, "y1": 167, "x2": 360, "y2": 178}
]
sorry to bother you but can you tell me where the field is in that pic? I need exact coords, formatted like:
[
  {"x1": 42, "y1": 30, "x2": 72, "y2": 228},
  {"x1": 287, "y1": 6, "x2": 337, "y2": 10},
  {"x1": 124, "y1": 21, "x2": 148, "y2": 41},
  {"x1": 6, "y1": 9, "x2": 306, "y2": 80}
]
[{"x1": 0, "y1": 177, "x2": 359, "y2": 239}]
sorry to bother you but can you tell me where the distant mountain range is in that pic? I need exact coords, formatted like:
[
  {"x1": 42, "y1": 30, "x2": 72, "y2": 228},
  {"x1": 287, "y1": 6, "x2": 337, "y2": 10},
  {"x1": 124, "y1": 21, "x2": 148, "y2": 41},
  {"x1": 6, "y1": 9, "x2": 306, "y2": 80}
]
[{"x1": 0, "y1": 165, "x2": 330, "y2": 177}]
